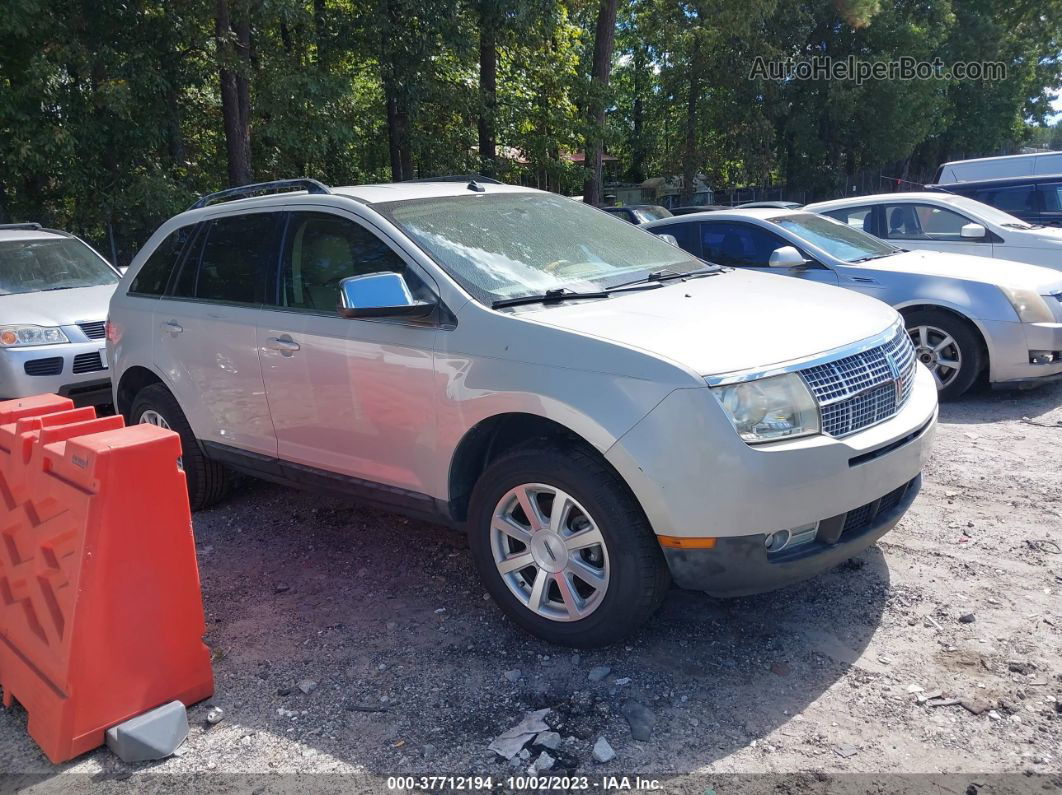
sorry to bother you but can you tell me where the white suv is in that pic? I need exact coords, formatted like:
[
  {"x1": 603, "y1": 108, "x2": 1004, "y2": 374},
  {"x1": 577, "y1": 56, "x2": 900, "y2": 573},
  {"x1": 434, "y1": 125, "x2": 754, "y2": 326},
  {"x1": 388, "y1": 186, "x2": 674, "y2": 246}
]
[{"x1": 109, "y1": 178, "x2": 938, "y2": 646}]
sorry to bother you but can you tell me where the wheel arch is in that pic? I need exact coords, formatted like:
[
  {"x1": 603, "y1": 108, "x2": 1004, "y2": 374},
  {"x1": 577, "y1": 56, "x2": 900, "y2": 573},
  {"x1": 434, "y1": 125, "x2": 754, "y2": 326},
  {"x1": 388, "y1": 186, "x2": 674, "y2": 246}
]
[
  {"x1": 115, "y1": 365, "x2": 165, "y2": 420},
  {"x1": 447, "y1": 413, "x2": 620, "y2": 523},
  {"x1": 895, "y1": 302, "x2": 990, "y2": 373}
]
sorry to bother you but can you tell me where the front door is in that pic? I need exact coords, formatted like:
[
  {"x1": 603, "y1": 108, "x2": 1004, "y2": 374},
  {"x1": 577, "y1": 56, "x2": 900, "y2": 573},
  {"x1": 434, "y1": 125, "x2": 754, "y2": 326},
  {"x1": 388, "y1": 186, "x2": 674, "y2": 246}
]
[
  {"x1": 881, "y1": 203, "x2": 995, "y2": 258},
  {"x1": 257, "y1": 209, "x2": 440, "y2": 495}
]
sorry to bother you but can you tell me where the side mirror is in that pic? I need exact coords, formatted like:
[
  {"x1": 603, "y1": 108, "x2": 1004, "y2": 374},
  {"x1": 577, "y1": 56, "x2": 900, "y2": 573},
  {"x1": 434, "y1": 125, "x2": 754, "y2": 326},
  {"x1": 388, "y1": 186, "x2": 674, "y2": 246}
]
[
  {"x1": 960, "y1": 223, "x2": 987, "y2": 239},
  {"x1": 338, "y1": 272, "x2": 436, "y2": 319},
  {"x1": 768, "y1": 246, "x2": 809, "y2": 268},
  {"x1": 656, "y1": 233, "x2": 680, "y2": 247}
]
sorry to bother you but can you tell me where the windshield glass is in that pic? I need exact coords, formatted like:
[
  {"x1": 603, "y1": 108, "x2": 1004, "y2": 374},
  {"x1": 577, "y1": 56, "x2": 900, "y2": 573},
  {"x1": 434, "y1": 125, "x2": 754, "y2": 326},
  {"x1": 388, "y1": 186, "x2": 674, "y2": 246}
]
[
  {"x1": 380, "y1": 192, "x2": 704, "y2": 304},
  {"x1": 770, "y1": 213, "x2": 899, "y2": 262},
  {"x1": 0, "y1": 237, "x2": 118, "y2": 295},
  {"x1": 633, "y1": 207, "x2": 672, "y2": 223},
  {"x1": 942, "y1": 194, "x2": 1037, "y2": 229}
]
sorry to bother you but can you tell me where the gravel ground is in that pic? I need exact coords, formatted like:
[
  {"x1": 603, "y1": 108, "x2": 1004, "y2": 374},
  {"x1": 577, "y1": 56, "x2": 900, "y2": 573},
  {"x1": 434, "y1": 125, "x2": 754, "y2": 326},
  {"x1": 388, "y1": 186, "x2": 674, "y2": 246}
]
[{"x1": 2, "y1": 382, "x2": 1060, "y2": 793}]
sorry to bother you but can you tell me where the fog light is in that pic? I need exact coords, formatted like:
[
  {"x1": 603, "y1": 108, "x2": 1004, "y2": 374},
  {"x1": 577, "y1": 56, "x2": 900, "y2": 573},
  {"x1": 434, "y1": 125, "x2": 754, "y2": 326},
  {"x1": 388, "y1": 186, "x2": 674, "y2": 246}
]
[
  {"x1": 764, "y1": 529, "x2": 791, "y2": 553},
  {"x1": 1029, "y1": 350, "x2": 1056, "y2": 365}
]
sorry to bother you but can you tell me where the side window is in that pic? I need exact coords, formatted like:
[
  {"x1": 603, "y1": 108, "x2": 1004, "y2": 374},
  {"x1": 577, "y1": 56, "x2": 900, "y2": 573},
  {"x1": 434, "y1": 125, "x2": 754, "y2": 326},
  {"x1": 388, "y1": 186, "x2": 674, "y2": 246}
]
[
  {"x1": 884, "y1": 204, "x2": 976, "y2": 242},
  {"x1": 169, "y1": 212, "x2": 282, "y2": 303},
  {"x1": 652, "y1": 223, "x2": 699, "y2": 257},
  {"x1": 822, "y1": 206, "x2": 875, "y2": 234},
  {"x1": 279, "y1": 212, "x2": 414, "y2": 313},
  {"x1": 128, "y1": 224, "x2": 196, "y2": 296},
  {"x1": 1038, "y1": 183, "x2": 1062, "y2": 212},
  {"x1": 700, "y1": 222, "x2": 787, "y2": 267},
  {"x1": 980, "y1": 185, "x2": 1037, "y2": 216}
]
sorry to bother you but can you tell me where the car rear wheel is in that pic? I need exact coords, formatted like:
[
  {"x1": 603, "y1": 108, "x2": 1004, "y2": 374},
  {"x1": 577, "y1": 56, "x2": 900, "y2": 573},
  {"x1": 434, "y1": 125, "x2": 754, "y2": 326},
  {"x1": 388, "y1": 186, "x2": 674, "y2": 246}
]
[
  {"x1": 467, "y1": 442, "x2": 670, "y2": 647},
  {"x1": 130, "y1": 383, "x2": 229, "y2": 510},
  {"x1": 904, "y1": 310, "x2": 983, "y2": 400}
]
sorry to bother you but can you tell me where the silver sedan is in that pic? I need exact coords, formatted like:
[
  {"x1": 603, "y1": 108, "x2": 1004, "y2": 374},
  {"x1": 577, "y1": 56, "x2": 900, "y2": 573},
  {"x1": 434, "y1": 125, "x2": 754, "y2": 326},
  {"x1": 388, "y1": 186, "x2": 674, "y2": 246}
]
[{"x1": 645, "y1": 208, "x2": 1062, "y2": 399}]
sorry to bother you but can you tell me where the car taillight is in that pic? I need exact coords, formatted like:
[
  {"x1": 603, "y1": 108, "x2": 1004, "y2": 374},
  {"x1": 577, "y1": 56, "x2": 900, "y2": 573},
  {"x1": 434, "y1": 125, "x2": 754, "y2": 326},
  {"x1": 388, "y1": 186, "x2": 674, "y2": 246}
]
[{"x1": 105, "y1": 319, "x2": 121, "y2": 343}]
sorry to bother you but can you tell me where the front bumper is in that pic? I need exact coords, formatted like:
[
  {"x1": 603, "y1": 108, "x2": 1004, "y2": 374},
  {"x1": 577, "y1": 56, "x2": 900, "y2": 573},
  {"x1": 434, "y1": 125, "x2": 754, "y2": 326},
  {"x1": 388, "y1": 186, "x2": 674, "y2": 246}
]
[
  {"x1": 663, "y1": 475, "x2": 920, "y2": 596},
  {"x1": 605, "y1": 362, "x2": 938, "y2": 541},
  {"x1": 0, "y1": 337, "x2": 112, "y2": 406},
  {"x1": 983, "y1": 317, "x2": 1062, "y2": 386}
]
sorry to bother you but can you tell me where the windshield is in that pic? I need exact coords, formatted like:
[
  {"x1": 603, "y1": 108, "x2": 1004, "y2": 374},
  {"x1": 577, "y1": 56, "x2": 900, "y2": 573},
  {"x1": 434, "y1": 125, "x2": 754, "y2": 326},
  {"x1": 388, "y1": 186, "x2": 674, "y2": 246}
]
[
  {"x1": 633, "y1": 207, "x2": 672, "y2": 223},
  {"x1": 939, "y1": 194, "x2": 1039, "y2": 229},
  {"x1": 380, "y1": 192, "x2": 704, "y2": 304},
  {"x1": 0, "y1": 237, "x2": 118, "y2": 295},
  {"x1": 770, "y1": 213, "x2": 899, "y2": 262}
]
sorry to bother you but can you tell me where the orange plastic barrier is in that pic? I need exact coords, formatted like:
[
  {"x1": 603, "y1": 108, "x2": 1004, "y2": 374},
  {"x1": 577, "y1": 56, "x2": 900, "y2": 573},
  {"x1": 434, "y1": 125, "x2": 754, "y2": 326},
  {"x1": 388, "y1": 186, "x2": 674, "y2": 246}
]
[{"x1": 0, "y1": 394, "x2": 213, "y2": 763}]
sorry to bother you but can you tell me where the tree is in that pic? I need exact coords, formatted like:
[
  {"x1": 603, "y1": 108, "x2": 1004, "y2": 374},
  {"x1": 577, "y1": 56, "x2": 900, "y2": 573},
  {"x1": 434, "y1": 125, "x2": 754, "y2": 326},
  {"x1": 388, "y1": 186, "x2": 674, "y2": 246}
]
[
  {"x1": 216, "y1": 0, "x2": 253, "y2": 186},
  {"x1": 582, "y1": 0, "x2": 618, "y2": 205}
]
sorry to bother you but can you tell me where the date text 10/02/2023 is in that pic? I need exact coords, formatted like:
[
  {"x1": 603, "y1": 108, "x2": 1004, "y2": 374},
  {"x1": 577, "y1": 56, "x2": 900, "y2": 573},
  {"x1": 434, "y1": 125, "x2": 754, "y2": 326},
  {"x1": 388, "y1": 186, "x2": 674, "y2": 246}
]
[{"x1": 386, "y1": 776, "x2": 663, "y2": 791}]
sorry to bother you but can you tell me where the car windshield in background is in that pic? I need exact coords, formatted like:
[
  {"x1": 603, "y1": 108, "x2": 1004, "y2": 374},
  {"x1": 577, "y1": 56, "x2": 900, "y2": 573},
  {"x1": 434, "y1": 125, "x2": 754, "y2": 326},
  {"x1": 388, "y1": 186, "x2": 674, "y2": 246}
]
[
  {"x1": 942, "y1": 195, "x2": 1039, "y2": 229},
  {"x1": 771, "y1": 213, "x2": 899, "y2": 263},
  {"x1": 381, "y1": 193, "x2": 704, "y2": 305},
  {"x1": 0, "y1": 238, "x2": 118, "y2": 296},
  {"x1": 633, "y1": 207, "x2": 672, "y2": 223}
]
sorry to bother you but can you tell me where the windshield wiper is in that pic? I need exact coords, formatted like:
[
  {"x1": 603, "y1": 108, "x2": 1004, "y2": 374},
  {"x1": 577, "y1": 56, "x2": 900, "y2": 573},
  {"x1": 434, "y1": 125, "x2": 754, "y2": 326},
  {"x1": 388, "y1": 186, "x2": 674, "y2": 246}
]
[
  {"x1": 609, "y1": 263, "x2": 721, "y2": 291},
  {"x1": 850, "y1": 253, "x2": 892, "y2": 263},
  {"x1": 492, "y1": 287, "x2": 610, "y2": 309}
]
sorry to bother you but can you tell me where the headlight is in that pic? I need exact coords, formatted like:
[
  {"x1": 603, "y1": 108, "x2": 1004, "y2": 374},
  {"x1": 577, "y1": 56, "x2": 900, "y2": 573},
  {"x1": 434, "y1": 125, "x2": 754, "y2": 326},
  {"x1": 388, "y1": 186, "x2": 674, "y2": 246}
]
[
  {"x1": 0, "y1": 325, "x2": 70, "y2": 347},
  {"x1": 712, "y1": 372, "x2": 821, "y2": 444},
  {"x1": 1000, "y1": 286, "x2": 1055, "y2": 324}
]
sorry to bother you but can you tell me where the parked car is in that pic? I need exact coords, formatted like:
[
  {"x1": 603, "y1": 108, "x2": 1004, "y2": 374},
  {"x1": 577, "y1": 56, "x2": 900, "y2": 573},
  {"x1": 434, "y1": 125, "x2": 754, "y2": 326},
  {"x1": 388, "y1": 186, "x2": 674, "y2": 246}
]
[
  {"x1": 804, "y1": 192, "x2": 1062, "y2": 271},
  {"x1": 645, "y1": 209, "x2": 1062, "y2": 399},
  {"x1": 934, "y1": 151, "x2": 1062, "y2": 184},
  {"x1": 0, "y1": 223, "x2": 120, "y2": 405},
  {"x1": 926, "y1": 175, "x2": 1062, "y2": 228},
  {"x1": 111, "y1": 178, "x2": 937, "y2": 647},
  {"x1": 658, "y1": 191, "x2": 714, "y2": 211},
  {"x1": 601, "y1": 204, "x2": 673, "y2": 224},
  {"x1": 736, "y1": 201, "x2": 803, "y2": 210}
]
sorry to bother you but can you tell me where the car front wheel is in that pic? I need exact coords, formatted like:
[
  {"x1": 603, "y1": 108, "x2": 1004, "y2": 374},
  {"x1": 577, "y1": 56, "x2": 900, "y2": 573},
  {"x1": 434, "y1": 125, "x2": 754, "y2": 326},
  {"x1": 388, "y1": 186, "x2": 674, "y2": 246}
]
[
  {"x1": 130, "y1": 383, "x2": 229, "y2": 510},
  {"x1": 904, "y1": 309, "x2": 984, "y2": 400},
  {"x1": 467, "y1": 442, "x2": 670, "y2": 647}
]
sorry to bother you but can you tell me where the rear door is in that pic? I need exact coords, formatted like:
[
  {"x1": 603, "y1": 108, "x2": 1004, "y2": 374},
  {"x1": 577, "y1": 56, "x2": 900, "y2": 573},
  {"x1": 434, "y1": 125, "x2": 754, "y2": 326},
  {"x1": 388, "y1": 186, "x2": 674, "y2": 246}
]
[
  {"x1": 256, "y1": 209, "x2": 440, "y2": 495},
  {"x1": 152, "y1": 212, "x2": 281, "y2": 456}
]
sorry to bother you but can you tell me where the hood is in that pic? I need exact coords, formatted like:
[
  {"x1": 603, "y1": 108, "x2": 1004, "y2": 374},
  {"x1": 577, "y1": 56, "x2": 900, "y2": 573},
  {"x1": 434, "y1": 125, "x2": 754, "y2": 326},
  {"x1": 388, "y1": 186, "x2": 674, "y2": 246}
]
[
  {"x1": 0, "y1": 284, "x2": 116, "y2": 327},
  {"x1": 1004, "y1": 225, "x2": 1062, "y2": 246},
  {"x1": 868, "y1": 250, "x2": 1062, "y2": 293},
  {"x1": 529, "y1": 269, "x2": 899, "y2": 377}
]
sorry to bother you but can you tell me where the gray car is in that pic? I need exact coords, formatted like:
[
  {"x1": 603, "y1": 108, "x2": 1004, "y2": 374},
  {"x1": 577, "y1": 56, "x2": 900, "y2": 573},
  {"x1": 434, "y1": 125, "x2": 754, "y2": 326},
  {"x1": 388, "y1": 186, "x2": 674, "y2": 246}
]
[
  {"x1": 0, "y1": 223, "x2": 120, "y2": 405},
  {"x1": 646, "y1": 209, "x2": 1062, "y2": 399}
]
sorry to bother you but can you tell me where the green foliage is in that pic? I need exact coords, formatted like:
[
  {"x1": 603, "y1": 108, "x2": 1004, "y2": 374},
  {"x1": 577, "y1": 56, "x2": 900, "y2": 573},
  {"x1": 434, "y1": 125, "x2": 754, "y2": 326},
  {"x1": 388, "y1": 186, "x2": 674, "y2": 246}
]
[{"x1": 0, "y1": 0, "x2": 1059, "y2": 261}]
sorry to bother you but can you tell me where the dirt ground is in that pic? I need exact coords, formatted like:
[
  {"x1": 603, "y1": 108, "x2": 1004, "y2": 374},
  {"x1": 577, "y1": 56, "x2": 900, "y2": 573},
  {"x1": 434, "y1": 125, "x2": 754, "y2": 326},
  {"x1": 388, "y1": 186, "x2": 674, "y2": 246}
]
[{"x1": 2, "y1": 382, "x2": 1060, "y2": 794}]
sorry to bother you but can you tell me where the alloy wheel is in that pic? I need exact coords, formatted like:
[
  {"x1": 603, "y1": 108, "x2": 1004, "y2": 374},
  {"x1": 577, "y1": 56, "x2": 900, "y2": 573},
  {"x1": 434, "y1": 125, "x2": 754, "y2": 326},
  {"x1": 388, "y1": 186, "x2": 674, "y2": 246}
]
[
  {"x1": 909, "y1": 324, "x2": 962, "y2": 390},
  {"x1": 139, "y1": 409, "x2": 184, "y2": 471},
  {"x1": 490, "y1": 483, "x2": 610, "y2": 622}
]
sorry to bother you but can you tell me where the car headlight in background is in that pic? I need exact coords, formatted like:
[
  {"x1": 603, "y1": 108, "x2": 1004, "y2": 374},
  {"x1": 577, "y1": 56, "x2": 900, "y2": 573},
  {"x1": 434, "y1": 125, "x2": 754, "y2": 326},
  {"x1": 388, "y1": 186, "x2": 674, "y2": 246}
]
[
  {"x1": 711, "y1": 372, "x2": 821, "y2": 444},
  {"x1": 999, "y1": 286, "x2": 1055, "y2": 324},
  {"x1": 0, "y1": 325, "x2": 71, "y2": 347}
]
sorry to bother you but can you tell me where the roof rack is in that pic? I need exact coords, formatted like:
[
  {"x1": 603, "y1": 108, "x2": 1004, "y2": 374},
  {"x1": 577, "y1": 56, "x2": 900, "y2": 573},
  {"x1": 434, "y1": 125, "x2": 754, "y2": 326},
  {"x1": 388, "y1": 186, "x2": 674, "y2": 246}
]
[
  {"x1": 0, "y1": 222, "x2": 43, "y2": 231},
  {"x1": 188, "y1": 178, "x2": 332, "y2": 211},
  {"x1": 405, "y1": 174, "x2": 503, "y2": 185}
]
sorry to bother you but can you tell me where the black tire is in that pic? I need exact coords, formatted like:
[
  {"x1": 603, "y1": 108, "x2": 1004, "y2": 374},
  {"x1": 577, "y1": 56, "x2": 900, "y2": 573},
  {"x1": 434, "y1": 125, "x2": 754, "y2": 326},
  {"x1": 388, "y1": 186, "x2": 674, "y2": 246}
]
[
  {"x1": 903, "y1": 309, "x2": 984, "y2": 401},
  {"x1": 467, "y1": 441, "x2": 670, "y2": 648},
  {"x1": 129, "y1": 383, "x2": 229, "y2": 510}
]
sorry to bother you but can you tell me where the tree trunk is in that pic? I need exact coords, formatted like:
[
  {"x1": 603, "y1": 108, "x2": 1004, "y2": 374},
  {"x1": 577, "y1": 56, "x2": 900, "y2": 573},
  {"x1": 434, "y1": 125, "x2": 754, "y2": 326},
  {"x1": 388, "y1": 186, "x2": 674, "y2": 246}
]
[
  {"x1": 477, "y1": 0, "x2": 498, "y2": 177},
  {"x1": 216, "y1": 0, "x2": 252, "y2": 187},
  {"x1": 630, "y1": 45, "x2": 646, "y2": 183},
  {"x1": 581, "y1": 0, "x2": 618, "y2": 206},
  {"x1": 681, "y1": 39, "x2": 701, "y2": 203},
  {"x1": 313, "y1": 0, "x2": 328, "y2": 67}
]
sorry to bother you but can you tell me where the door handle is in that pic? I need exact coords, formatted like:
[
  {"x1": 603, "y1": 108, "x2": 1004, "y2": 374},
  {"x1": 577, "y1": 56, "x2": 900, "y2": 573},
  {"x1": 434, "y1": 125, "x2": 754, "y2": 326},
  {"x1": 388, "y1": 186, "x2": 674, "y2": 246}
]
[
  {"x1": 266, "y1": 336, "x2": 301, "y2": 355},
  {"x1": 163, "y1": 321, "x2": 183, "y2": 335}
]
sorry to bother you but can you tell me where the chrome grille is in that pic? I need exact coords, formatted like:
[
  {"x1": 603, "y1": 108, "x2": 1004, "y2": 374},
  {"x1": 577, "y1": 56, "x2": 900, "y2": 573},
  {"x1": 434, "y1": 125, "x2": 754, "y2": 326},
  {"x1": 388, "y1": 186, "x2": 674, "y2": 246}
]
[{"x1": 800, "y1": 326, "x2": 917, "y2": 438}]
